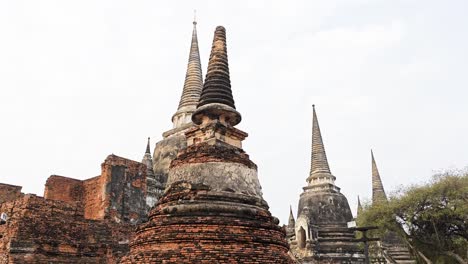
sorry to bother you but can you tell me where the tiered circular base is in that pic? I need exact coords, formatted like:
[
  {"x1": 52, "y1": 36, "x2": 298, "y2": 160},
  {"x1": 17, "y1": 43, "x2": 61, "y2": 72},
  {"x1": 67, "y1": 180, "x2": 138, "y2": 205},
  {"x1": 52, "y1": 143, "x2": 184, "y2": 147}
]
[{"x1": 121, "y1": 181, "x2": 293, "y2": 264}]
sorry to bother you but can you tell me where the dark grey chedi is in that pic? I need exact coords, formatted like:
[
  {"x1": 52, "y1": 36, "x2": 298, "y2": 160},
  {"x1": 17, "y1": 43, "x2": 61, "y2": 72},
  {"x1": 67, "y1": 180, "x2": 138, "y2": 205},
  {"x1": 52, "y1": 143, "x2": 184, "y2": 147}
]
[
  {"x1": 297, "y1": 106, "x2": 353, "y2": 226},
  {"x1": 291, "y1": 106, "x2": 363, "y2": 263}
]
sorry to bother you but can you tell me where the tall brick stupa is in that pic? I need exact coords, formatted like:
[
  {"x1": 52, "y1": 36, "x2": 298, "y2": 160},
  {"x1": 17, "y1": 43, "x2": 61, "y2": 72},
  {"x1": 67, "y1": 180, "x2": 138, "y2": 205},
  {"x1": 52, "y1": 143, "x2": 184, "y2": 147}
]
[
  {"x1": 371, "y1": 150, "x2": 387, "y2": 204},
  {"x1": 121, "y1": 26, "x2": 293, "y2": 263},
  {"x1": 290, "y1": 106, "x2": 364, "y2": 263},
  {"x1": 151, "y1": 18, "x2": 204, "y2": 203},
  {"x1": 368, "y1": 151, "x2": 415, "y2": 263}
]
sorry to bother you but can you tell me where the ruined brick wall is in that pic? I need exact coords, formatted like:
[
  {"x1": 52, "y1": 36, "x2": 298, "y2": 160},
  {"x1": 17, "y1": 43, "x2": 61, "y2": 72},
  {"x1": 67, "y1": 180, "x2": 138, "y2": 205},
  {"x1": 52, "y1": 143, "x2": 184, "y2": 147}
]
[
  {"x1": 0, "y1": 194, "x2": 134, "y2": 264},
  {"x1": 83, "y1": 175, "x2": 105, "y2": 220},
  {"x1": 81, "y1": 155, "x2": 148, "y2": 222},
  {"x1": 0, "y1": 154, "x2": 150, "y2": 263},
  {"x1": 0, "y1": 184, "x2": 23, "y2": 204},
  {"x1": 44, "y1": 175, "x2": 84, "y2": 203},
  {"x1": 99, "y1": 155, "x2": 148, "y2": 223}
]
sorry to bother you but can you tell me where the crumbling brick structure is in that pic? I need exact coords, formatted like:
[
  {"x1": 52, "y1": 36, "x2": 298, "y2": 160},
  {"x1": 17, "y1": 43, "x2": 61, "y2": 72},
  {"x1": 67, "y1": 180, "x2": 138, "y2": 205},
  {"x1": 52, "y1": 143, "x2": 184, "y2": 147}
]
[
  {"x1": 289, "y1": 106, "x2": 365, "y2": 263},
  {"x1": 121, "y1": 26, "x2": 294, "y2": 264},
  {"x1": 0, "y1": 154, "x2": 150, "y2": 263},
  {"x1": 44, "y1": 154, "x2": 148, "y2": 223},
  {"x1": 0, "y1": 194, "x2": 133, "y2": 263},
  {"x1": 0, "y1": 184, "x2": 23, "y2": 204}
]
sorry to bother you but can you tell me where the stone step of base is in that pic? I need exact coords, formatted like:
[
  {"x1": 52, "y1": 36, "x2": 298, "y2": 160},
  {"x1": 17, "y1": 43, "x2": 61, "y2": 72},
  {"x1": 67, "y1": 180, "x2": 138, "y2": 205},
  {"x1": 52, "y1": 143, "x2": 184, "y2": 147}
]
[
  {"x1": 319, "y1": 234, "x2": 355, "y2": 239},
  {"x1": 318, "y1": 237, "x2": 356, "y2": 242},
  {"x1": 391, "y1": 261, "x2": 416, "y2": 264}
]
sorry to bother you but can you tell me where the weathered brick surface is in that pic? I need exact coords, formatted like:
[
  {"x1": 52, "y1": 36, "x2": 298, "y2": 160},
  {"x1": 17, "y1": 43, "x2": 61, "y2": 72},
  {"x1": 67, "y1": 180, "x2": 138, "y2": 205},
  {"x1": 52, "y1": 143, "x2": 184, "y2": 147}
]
[
  {"x1": 121, "y1": 182, "x2": 294, "y2": 264},
  {"x1": 83, "y1": 175, "x2": 105, "y2": 220},
  {"x1": 0, "y1": 154, "x2": 150, "y2": 263},
  {"x1": 100, "y1": 155, "x2": 148, "y2": 223},
  {"x1": 0, "y1": 194, "x2": 134, "y2": 264},
  {"x1": 44, "y1": 175, "x2": 84, "y2": 203},
  {"x1": 43, "y1": 154, "x2": 148, "y2": 223},
  {"x1": 0, "y1": 184, "x2": 23, "y2": 204}
]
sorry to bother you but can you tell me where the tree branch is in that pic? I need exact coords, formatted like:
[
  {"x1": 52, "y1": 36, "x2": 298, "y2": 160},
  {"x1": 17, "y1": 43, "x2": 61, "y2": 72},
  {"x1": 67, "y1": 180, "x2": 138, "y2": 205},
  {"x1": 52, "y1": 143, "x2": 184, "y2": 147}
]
[{"x1": 443, "y1": 251, "x2": 467, "y2": 264}]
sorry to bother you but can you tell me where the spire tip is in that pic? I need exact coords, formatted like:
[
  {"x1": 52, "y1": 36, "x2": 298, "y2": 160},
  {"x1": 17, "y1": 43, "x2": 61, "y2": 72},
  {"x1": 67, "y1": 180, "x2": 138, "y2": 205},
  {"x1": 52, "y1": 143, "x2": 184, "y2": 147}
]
[{"x1": 145, "y1": 137, "x2": 151, "y2": 154}]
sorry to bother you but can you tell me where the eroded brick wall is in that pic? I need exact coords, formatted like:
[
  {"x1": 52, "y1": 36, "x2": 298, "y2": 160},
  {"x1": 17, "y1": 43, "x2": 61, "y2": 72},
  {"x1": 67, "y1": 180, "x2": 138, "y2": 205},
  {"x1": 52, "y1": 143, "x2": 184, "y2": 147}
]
[
  {"x1": 0, "y1": 194, "x2": 134, "y2": 264},
  {"x1": 100, "y1": 155, "x2": 147, "y2": 224},
  {"x1": 0, "y1": 154, "x2": 150, "y2": 263},
  {"x1": 0, "y1": 184, "x2": 23, "y2": 204},
  {"x1": 83, "y1": 175, "x2": 105, "y2": 220},
  {"x1": 44, "y1": 175, "x2": 84, "y2": 203},
  {"x1": 41, "y1": 155, "x2": 149, "y2": 223}
]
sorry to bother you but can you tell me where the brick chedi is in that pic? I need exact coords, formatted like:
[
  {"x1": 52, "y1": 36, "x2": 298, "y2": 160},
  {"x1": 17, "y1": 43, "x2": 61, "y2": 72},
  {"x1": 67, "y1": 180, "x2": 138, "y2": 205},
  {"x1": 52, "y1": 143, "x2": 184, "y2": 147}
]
[
  {"x1": 142, "y1": 137, "x2": 164, "y2": 209},
  {"x1": 152, "y1": 18, "x2": 204, "y2": 191},
  {"x1": 357, "y1": 195, "x2": 363, "y2": 217},
  {"x1": 371, "y1": 150, "x2": 387, "y2": 204},
  {"x1": 286, "y1": 206, "x2": 296, "y2": 239},
  {"x1": 121, "y1": 26, "x2": 294, "y2": 264},
  {"x1": 368, "y1": 151, "x2": 415, "y2": 263},
  {"x1": 290, "y1": 106, "x2": 364, "y2": 263}
]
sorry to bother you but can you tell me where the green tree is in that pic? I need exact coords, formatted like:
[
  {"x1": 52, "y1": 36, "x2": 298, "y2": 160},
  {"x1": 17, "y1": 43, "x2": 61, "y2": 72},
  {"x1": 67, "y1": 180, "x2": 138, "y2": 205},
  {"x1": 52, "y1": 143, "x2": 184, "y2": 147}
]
[{"x1": 358, "y1": 172, "x2": 468, "y2": 264}]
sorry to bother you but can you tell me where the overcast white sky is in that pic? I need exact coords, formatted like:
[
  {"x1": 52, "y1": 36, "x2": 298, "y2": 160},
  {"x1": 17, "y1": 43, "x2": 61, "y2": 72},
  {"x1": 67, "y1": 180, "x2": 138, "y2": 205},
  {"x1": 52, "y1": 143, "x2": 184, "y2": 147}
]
[{"x1": 0, "y1": 0, "x2": 467, "y2": 224}]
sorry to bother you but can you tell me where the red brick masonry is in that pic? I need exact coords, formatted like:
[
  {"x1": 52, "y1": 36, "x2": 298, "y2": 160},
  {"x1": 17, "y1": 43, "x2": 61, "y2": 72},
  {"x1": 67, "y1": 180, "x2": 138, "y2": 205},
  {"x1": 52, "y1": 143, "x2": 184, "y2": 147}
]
[{"x1": 121, "y1": 181, "x2": 294, "y2": 263}]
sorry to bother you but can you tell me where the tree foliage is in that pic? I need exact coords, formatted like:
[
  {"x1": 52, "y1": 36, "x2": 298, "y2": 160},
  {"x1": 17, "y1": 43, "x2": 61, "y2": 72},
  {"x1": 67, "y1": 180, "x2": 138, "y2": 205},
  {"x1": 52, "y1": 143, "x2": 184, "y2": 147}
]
[{"x1": 358, "y1": 172, "x2": 468, "y2": 263}]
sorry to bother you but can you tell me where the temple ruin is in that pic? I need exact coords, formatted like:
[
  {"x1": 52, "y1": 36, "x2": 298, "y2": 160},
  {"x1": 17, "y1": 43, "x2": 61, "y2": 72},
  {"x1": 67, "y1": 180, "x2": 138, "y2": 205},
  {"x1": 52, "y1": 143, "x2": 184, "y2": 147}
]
[
  {"x1": 288, "y1": 106, "x2": 365, "y2": 263},
  {"x1": 0, "y1": 19, "x2": 418, "y2": 263},
  {"x1": 0, "y1": 154, "x2": 152, "y2": 263},
  {"x1": 364, "y1": 151, "x2": 415, "y2": 263}
]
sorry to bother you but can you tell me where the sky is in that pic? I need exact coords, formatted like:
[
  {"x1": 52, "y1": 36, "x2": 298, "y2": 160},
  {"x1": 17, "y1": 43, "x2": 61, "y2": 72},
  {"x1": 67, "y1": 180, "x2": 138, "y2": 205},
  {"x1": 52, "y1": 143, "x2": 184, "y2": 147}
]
[{"x1": 0, "y1": 0, "x2": 467, "y2": 225}]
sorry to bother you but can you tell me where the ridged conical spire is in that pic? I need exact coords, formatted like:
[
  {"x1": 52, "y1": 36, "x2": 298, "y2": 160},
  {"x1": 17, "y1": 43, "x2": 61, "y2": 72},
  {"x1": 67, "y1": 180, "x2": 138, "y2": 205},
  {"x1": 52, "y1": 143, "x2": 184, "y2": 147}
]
[
  {"x1": 193, "y1": 26, "x2": 241, "y2": 126},
  {"x1": 371, "y1": 150, "x2": 387, "y2": 203},
  {"x1": 146, "y1": 137, "x2": 151, "y2": 154},
  {"x1": 357, "y1": 195, "x2": 363, "y2": 216},
  {"x1": 197, "y1": 26, "x2": 235, "y2": 109},
  {"x1": 143, "y1": 137, "x2": 153, "y2": 164},
  {"x1": 310, "y1": 105, "x2": 331, "y2": 177},
  {"x1": 176, "y1": 20, "x2": 203, "y2": 112},
  {"x1": 288, "y1": 205, "x2": 295, "y2": 227}
]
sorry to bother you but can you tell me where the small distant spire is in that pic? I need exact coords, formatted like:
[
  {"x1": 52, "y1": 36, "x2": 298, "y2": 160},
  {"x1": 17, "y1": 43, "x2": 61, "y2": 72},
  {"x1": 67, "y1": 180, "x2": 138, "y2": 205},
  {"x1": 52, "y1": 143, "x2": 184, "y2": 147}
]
[
  {"x1": 142, "y1": 138, "x2": 155, "y2": 176},
  {"x1": 310, "y1": 106, "x2": 331, "y2": 176},
  {"x1": 371, "y1": 150, "x2": 388, "y2": 203},
  {"x1": 146, "y1": 137, "x2": 151, "y2": 154},
  {"x1": 288, "y1": 205, "x2": 295, "y2": 228},
  {"x1": 357, "y1": 195, "x2": 363, "y2": 216}
]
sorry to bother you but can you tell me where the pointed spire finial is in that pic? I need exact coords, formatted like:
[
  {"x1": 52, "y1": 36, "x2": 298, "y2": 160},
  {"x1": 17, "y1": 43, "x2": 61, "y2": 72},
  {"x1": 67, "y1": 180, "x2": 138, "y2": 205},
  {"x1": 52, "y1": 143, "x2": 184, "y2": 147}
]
[
  {"x1": 357, "y1": 195, "x2": 363, "y2": 216},
  {"x1": 193, "y1": 26, "x2": 241, "y2": 126},
  {"x1": 146, "y1": 137, "x2": 151, "y2": 154},
  {"x1": 309, "y1": 105, "x2": 331, "y2": 177},
  {"x1": 193, "y1": 10, "x2": 197, "y2": 25},
  {"x1": 288, "y1": 205, "x2": 295, "y2": 227},
  {"x1": 371, "y1": 150, "x2": 388, "y2": 203},
  {"x1": 172, "y1": 18, "x2": 204, "y2": 127}
]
